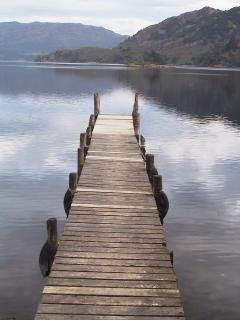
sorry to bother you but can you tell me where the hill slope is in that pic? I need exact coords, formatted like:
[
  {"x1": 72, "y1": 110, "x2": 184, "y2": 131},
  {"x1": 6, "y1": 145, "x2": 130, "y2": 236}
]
[
  {"x1": 38, "y1": 6, "x2": 240, "y2": 67},
  {"x1": 118, "y1": 6, "x2": 240, "y2": 66},
  {"x1": 0, "y1": 22, "x2": 128, "y2": 60}
]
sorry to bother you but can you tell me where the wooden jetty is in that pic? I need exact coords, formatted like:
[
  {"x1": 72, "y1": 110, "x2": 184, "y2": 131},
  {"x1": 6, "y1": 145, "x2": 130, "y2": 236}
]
[{"x1": 35, "y1": 93, "x2": 185, "y2": 319}]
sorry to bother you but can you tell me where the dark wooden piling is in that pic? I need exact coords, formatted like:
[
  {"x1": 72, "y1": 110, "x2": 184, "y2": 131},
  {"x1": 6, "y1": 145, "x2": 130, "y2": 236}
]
[
  {"x1": 80, "y1": 133, "x2": 85, "y2": 148},
  {"x1": 89, "y1": 114, "x2": 95, "y2": 130},
  {"x1": 133, "y1": 112, "x2": 140, "y2": 137},
  {"x1": 47, "y1": 218, "x2": 57, "y2": 244},
  {"x1": 132, "y1": 92, "x2": 139, "y2": 115},
  {"x1": 69, "y1": 172, "x2": 77, "y2": 191},
  {"x1": 86, "y1": 126, "x2": 92, "y2": 145},
  {"x1": 94, "y1": 93, "x2": 100, "y2": 116},
  {"x1": 153, "y1": 175, "x2": 163, "y2": 196},
  {"x1": 77, "y1": 148, "x2": 85, "y2": 177},
  {"x1": 39, "y1": 218, "x2": 58, "y2": 277},
  {"x1": 140, "y1": 135, "x2": 146, "y2": 157}
]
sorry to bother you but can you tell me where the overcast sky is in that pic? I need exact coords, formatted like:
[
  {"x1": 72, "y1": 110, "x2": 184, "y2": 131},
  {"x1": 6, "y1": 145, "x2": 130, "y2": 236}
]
[{"x1": 0, "y1": 0, "x2": 239, "y2": 35}]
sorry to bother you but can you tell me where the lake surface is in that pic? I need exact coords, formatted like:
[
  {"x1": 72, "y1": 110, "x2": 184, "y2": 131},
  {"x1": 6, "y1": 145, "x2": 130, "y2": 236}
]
[{"x1": 0, "y1": 62, "x2": 240, "y2": 320}]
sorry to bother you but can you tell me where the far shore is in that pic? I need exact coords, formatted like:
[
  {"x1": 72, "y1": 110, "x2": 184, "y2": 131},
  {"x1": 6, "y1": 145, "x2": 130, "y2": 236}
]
[{"x1": 0, "y1": 59, "x2": 240, "y2": 71}]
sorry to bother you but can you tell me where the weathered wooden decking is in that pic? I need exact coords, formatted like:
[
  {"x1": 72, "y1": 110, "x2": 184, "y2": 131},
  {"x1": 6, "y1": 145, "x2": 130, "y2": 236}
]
[{"x1": 35, "y1": 112, "x2": 185, "y2": 319}]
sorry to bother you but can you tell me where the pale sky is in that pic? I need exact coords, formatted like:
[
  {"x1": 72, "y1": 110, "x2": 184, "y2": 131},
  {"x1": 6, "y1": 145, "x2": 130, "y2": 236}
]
[{"x1": 0, "y1": 0, "x2": 239, "y2": 35}]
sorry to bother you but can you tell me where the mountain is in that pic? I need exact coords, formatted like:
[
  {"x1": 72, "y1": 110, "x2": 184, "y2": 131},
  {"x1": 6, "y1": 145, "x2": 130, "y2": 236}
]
[
  {"x1": 38, "y1": 6, "x2": 240, "y2": 67},
  {"x1": 117, "y1": 6, "x2": 240, "y2": 66},
  {"x1": 0, "y1": 22, "x2": 128, "y2": 60}
]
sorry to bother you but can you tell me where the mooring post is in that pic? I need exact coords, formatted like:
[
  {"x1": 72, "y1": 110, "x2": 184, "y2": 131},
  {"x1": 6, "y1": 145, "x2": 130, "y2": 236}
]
[
  {"x1": 146, "y1": 153, "x2": 158, "y2": 184},
  {"x1": 132, "y1": 92, "x2": 139, "y2": 116},
  {"x1": 133, "y1": 112, "x2": 140, "y2": 137},
  {"x1": 80, "y1": 133, "x2": 85, "y2": 148},
  {"x1": 86, "y1": 126, "x2": 92, "y2": 145},
  {"x1": 89, "y1": 114, "x2": 95, "y2": 130},
  {"x1": 47, "y1": 218, "x2": 57, "y2": 245},
  {"x1": 146, "y1": 154, "x2": 154, "y2": 174},
  {"x1": 140, "y1": 135, "x2": 145, "y2": 146},
  {"x1": 78, "y1": 147, "x2": 85, "y2": 177},
  {"x1": 94, "y1": 93, "x2": 100, "y2": 116},
  {"x1": 69, "y1": 172, "x2": 77, "y2": 192},
  {"x1": 153, "y1": 175, "x2": 163, "y2": 197},
  {"x1": 140, "y1": 135, "x2": 146, "y2": 157},
  {"x1": 170, "y1": 251, "x2": 174, "y2": 265}
]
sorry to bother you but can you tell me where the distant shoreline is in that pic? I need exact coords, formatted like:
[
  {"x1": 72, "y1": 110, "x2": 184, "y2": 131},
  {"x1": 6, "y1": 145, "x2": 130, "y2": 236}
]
[{"x1": 1, "y1": 60, "x2": 240, "y2": 72}]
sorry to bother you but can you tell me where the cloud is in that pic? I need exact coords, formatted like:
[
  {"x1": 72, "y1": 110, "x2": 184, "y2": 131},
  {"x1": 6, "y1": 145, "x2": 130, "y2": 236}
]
[{"x1": 0, "y1": 0, "x2": 239, "y2": 34}]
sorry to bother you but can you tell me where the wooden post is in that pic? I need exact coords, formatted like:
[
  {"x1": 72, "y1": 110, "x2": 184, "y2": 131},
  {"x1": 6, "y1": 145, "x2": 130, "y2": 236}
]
[
  {"x1": 78, "y1": 148, "x2": 85, "y2": 176},
  {"x1": 170, "y1": 251, "x2": 174, "y2": 265},
  {"x1": 89, "y1": 114, "x2": 95, "y2": 130},
  {"x1": 86, "y1": 126, "x2": 92, "y2": 145},
  {"x1": 140, "y1": 135, "x2": 146, "y2": 157},
  {"x1": 47, "y1": 218, "x2": 57, "y2": 244},
  {"x1": 69, "y1": 172, "x2": 77, "y2": 192},
  {"x1": 153, "y1": 175, "x2": 163, "y2": 197},
  {"x1": 140, "y1": 135, "x2": 145, "y2": 147},
  {"x1": 94, "y1": 93, "x2": 100, "y2": 116},
  {"x1": 132, "y1": 92, "x2": 139, "y2": 116},
  {"x1": 84, "y1": 146, "x2": 89, "y2": 157},
  {"x1": 80, "y1": 133, "x2": 85, "y2": 148},
  {"x1": 133, "y1": 112, "x2": 140, "y2": 137},
  {"x1": 146, "y1": 154, "x2": 154, "y2": 173}
]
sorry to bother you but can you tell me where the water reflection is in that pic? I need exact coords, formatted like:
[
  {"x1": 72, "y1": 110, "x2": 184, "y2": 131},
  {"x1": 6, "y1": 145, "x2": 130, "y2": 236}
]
[{"x1": 0, "y1": 62, "x2": 240, "y2": 319}]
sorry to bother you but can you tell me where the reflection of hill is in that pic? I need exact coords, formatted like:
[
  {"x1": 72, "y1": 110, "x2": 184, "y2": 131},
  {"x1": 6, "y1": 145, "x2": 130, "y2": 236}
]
[
  {"x1": 1, "y1": 63, "x2": 240, "y2": 126},
  {"x1": 0, "y1": 65, "x2": 123, "y2": 96},
  {"x1": 117, "y1": 68, "x2": 240, "y2": 125}
]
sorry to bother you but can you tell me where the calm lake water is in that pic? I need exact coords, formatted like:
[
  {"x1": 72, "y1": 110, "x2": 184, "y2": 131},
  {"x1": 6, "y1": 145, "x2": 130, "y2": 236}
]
[{"x1": 0, "y1": 62, "x2": 240, "y2": 320}]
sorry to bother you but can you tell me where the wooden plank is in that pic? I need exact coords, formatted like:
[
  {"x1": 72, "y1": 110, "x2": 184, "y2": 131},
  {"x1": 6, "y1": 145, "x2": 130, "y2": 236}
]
[
  {"x1": 71, "y1": 204, "x2": 157, "y2": 210},
  {"x1": 86, "y1": 156, "x2": 143, "y2": 162},
  {"x1": 51, "y1": 257, "x2": 172, "y2": 267},
  {"x1": 43, "y1": 286, "x2": 180, "y2": 297},
  {"x1": 61, "y1": 232, "x2": 164, "y2": 240},
  {"x1": 55, "y1": 251, "x2": 170, "y2": 260},
  {"x1": 61, "y1": 235, "x2": 165, "y2": 244},
  {"x1": 47, "y1": 278, "x2": 177, "y2": 289},
  {"x1": 37, "y1": 304, "x2": 184, "y2": 316},
  {"x1": 57, "y1": 241, "x2": 165, "y2": 249},
  {"x1": 49, "y1": 271, "x2": 175, "y2": 281},
  {"x1": 67, "y1": 217, "x2": 161, "y2": 226},
  {"x1": 65, "y1": 222, "x2": 162, "y2": 229},
  {"x1": 35, "y1": 315, "x2": 185, "y2": 320},
  {"x1": 76, "y1": 188, "x2": 152, "y2": 195},
  {"x1": 51, "y1": 264, "x2": 173, "y2": 274},
  {"x1": 63, "y1": 225, "x2": 162, "y2": 233},
  {"x1": 41, "y1": 294, "x2": 181, "y2": 306},
  {"x1": 56, "y1": 246, "x2": 166, "y2": 255}
]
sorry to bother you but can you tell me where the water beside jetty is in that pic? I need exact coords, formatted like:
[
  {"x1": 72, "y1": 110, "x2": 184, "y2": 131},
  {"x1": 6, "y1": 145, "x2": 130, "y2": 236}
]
[{"x1": 0, "y1": 62, "x2": 240, "y2": 319}]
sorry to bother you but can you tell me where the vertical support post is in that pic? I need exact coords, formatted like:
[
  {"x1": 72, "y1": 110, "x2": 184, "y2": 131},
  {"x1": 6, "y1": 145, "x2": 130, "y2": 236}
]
[
  {"x1": 153, "y1": 175, "x2": 163, "y2": 197},
  {"x1": 86, "y1": 126, "x2": 92, "y2": 145},
  {"x1": 69, "y1": 172, "x2": 77, "y2": 192},
  {"x1": 170, "y1": 251, "x2": 174, "y2": 265},
  {"x1": 140, "y1": 135, "x2": 146, "y2": 157},
  {"x1": 78, "y1": 148, "x2": 85, "y2": 177},
  {"x1": 133, "y1": 112, "x2": 140, "y2": 137},
  {"x1": 47, "y1": 218, "x2": 57, "y2": 244},
  {"x1": 89, "y1": 114, "x2": 95, "y2": 130},
  {"x1": 80, "y1": 133, "x2": 85, "y2": 148},
  {"x1": 94, "y1": 93, "x2": 100, "y2": 116},
  {"x1": 140, "y1": 135, "x2": 145, "y2": 147},
  {"x1": 146, "y1": 154, "x2": 154, "y2": 174},
  {"x1": 132, "y1": 92, "x2": 139, "y2": 116}
]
